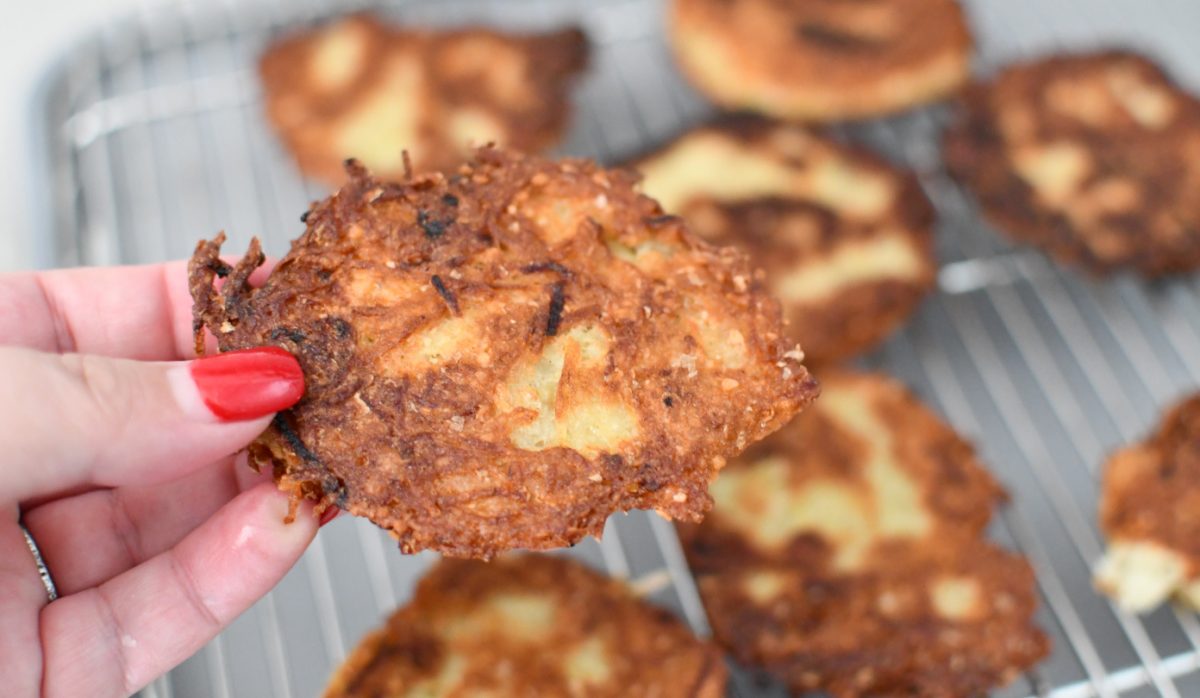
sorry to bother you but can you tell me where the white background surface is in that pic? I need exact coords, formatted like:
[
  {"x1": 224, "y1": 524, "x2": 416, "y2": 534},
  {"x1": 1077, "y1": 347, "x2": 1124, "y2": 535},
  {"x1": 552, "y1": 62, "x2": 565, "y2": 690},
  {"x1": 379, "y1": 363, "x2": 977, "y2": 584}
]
[{"x1": 0, "y1": 0, "x2": 142, "y2": 272}]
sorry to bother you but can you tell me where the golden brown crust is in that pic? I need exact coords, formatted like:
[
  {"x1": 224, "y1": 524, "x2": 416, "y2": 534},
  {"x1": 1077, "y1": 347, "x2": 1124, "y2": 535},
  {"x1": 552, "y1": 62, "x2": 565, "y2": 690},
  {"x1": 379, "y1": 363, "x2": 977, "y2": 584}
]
[
  {"x1": 632, "y1": 117, "x2": 936, "y2": 366},
  {"x1": 189, "y1": 147, "x2": 817, "y2": 558},
  {"x1": 944, "y1": 50, "x2": 1200, "y2": 277},
  {"x1": 260, "y1": 15, "x2": 587, "y2": 185},
  {"x1": 678, "y1": 371, "x2": 1048, "y2": 697},
  {"x1": 696, "y1": 544, "x2": 1044, "y2": 698},
  {"x1": 1101, "y1": 393, "x2": 1200, "y2": 576},
  {"x1": 668, "y1": 0, "x2": 972, "y2": 121},
  {"x1": 323, "y1": 555, "x2": 727, "y2": 698}
]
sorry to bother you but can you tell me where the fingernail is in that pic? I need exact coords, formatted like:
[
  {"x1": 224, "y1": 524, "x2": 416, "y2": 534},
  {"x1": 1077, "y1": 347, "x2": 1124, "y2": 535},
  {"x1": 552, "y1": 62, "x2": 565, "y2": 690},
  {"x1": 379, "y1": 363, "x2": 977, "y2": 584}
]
[
  {"x1": 318, "y1": 506, "x2": 340, "y2": 527},
  {"x1": 190, "y1": 347, "x2": 305, "y2": 421}
]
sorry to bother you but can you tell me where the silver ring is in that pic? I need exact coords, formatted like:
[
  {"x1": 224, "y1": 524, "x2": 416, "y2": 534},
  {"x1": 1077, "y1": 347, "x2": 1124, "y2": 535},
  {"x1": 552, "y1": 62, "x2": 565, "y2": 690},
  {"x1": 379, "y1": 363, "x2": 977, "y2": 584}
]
[{"x1": 19, "y1": 523, "x2": 58, "y2": 602}]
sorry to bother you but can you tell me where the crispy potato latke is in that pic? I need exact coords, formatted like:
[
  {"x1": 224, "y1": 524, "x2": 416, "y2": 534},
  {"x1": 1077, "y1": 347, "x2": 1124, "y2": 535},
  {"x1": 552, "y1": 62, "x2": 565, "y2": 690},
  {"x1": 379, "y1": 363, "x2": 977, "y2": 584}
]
[
  {"x1": 323, "y1": 555, "x2": 727, "y2": 698},
  {"x1": 667, "y1": 0, "x2": 972, "y2": 121},
  {"x1": 945, "y1": 51, "x2": 1200, "y2": 276},
  {"x1": 189, "y1": 147, "x2": 816, "y2": 558},
  {"x1": 633, "y1": 117, "x2": 936, "y2": 365},
  {"x1": 678, "y1": 371, "x2": 1047, "y2": 697},
  {"x1": 1097, "y1": 392, "x2": 1200, "y2": 613},
  {"x1": 260, "y1": 15, "x2": 587, "y2": 184}
]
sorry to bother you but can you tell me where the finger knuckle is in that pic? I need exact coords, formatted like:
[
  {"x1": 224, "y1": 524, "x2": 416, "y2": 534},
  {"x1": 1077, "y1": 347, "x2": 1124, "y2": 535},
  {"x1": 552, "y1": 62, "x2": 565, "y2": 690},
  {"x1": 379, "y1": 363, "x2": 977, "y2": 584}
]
[{"x1": 167, "y1": 551, "x2": 222, "y2": 632}]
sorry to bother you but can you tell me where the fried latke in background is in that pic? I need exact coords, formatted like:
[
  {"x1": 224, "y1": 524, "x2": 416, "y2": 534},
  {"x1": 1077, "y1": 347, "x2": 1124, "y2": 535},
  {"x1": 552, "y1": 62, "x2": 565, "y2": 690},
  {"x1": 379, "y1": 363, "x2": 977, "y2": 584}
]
[
  {"x1": 260, "y1": 15, "x2": 587, "y2": 185},
  {"x1": 1096, "y1": 392, "x2": 1200, "y2": 613},
  {"x1": 945, "y1": 51, "x2": 1200, "y2": 276},
  {"x1": 667, "y1": 0, "x2": 972, "y2": 121},
  {"x1": 189, "y1": 147, "x2": 816, "y2": 559},
  {"x1": 678, "y1": 371, "x2": 1048, "y2": 697},
  {"x1": 323, "y1": 555, "x2": 727, "y2": 698},
  {"x1": 633, "y1": 117, "x2": 936, "y2": 366}
]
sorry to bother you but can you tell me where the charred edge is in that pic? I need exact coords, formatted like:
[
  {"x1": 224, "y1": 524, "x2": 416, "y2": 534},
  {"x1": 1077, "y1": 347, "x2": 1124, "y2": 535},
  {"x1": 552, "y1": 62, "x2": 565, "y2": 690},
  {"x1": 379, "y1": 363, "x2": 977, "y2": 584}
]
[
  {"x1": 795, "y1": 23, "x2": 880, "y2": 51},
  {"x1": 220, "y1": 238, "x2": 264, "y2": 313},
  {"x1": 208, "y1": 259, "x2": 233, "y2": 278},
  {"x1": 372, "y1": 184, "x2": 409, "y2": 204},
  {"x1": 269, "y1": 328, "x2": 306, "y2": 344},
  {"x1": 192, "y1": 318, "x2": 205, "y2": 356},
  {"x1": 331, "y1": 317, "x2": 352, "y2": 339},
  {"x1": 546, "y1": 282, "x2": 566, "y2": 336},
  {"x1": 644, "y1": 214, "x2": 680, "y2": 228},
  {"x1": 417, "y1": 209, "x2": 448, "y2": 239},
  {"x1": 299, "y1": 210, "x2": 310, "y2": 224},
  {"x1": 663, "y1": 395, "x2": 674, "y2": 407},
  {"x1": 322, "y1": 476, "x2": 349, "y2": 508},
  {"x1": 521, "y1": 261, "x2": 573, "y2": 277},
  {"x1": 343, "y1": 158, "x2": 369, "y2": 180},
  {"x1": 272, "y1": 413, "x2": 321, "y2": 466},
  {"x1": 442, "y1": 193, "x2": 459, "y2": 207},
  {"x1": 430, "y1": 274, "x2": 460, "y2": 316}
]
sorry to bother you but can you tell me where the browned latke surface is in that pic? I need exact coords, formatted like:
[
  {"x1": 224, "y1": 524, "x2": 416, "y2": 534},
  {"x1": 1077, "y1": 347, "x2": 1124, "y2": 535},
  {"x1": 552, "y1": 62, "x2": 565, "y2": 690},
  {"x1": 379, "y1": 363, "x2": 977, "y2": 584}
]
[
  {"x1": 668, "y1": 0, "x2": 972, "y2": 120},
  {"x1": 678, "y1": 371, "x2": 1048, "y2": 697},
  {"x1": 189, "y1": 147, "x2": 816, "y2": 558},
  {"x1": 633, "y1": 117, "x2": 936, "y2": 366},
  {"x1": 323, "y1": 555, "x2": 727, "y2": 698},
  {"x1": 1102, "y1": 393, "x2": 1200, "y2": 577},
  {"x1": 260, "y1": 15, "x2": 587, "y2": 185},
  {"x1": 945, "y1": 51, "x2": 1200, "y2": 276}
]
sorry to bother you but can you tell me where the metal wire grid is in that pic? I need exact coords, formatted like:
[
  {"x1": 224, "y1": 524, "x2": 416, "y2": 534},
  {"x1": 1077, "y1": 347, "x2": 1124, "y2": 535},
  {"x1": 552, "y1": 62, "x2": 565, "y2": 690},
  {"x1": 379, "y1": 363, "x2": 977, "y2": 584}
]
[{"x1": 31, "y1": 0, "x2": 1200, "y2": 695}]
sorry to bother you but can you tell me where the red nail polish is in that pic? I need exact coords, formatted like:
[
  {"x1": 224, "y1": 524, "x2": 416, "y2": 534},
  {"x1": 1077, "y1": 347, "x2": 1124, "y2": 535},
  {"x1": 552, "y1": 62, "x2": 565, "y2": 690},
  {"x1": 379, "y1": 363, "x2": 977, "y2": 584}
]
[
  {"x1": 191, "y1": 346, "x2": 305, "y2": 421},
  {"x1": 318, "y1": 506, "x2": 340, "y2": 527}
]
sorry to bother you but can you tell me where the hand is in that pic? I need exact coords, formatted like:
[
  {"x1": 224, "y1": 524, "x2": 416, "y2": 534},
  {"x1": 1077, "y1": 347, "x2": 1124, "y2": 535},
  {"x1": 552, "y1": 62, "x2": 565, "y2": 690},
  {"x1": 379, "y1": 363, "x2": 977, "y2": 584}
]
[{"x1": 0, "y1": 261, "x2": 318, "y2": 697}]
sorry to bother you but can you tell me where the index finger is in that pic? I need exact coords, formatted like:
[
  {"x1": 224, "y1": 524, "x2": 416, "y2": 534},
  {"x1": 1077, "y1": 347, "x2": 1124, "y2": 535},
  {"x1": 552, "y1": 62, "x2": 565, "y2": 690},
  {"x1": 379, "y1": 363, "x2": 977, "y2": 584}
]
[{"x1": 0, "y1": 258, "x2": 273, "y2": 361}]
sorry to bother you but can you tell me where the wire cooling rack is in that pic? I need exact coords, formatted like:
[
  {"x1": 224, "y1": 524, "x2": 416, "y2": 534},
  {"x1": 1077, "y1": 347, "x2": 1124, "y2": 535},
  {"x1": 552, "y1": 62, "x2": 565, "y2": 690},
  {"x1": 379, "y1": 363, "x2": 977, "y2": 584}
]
[{"x1": 33, "y1": 0, "x2": 1200, "y2": 695}]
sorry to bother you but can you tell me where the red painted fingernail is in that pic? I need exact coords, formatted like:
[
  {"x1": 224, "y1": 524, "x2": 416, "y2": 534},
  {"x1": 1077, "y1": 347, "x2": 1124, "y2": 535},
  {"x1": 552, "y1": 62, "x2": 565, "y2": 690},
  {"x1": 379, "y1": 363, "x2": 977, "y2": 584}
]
[
  {"x1": 318, "y1": 506, "x2": 340, "y2": 527},
  {"x1": 191, "y1": 347, "x2": 305, "y2": 421}
]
